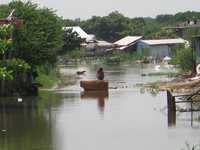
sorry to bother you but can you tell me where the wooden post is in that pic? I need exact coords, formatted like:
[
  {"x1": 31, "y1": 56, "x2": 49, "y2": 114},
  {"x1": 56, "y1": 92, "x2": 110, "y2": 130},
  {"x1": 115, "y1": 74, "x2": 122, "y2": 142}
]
[
  {"x1": 167, "y1": 90, "x2": 176, "y2": 111},
  {"x1": 167, "y1": 90, "x2": 176, "y2": 126},
  {"x1": 192, "y1": 37, "x2": 196, "y2": 75}
]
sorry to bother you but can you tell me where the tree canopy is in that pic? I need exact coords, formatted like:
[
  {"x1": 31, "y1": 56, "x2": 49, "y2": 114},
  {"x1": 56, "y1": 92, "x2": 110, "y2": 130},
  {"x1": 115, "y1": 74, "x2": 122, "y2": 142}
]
[
  {"x1": 0, "y1": 1, "x2": 64, "y2": 68},
  {"x1": 62, "y1": 28, "x2": 83, "y2": 52},
  {"x1": 79, "y1": 11, "x2": 145, "y2": 42},
  {"x1": 63, "y1": 11, "x2": 200, "y2": 41},
  {"x1": 0, "y1": 1, "x2": 64, "y2": 95}
]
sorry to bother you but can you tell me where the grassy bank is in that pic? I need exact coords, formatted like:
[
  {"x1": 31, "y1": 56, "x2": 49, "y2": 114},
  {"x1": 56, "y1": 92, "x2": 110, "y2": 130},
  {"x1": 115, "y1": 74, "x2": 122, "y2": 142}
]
[
  {"x1": 36, "y1": 66, "x2": 60, "y2": 88},
  {"x1": 100, "y1": 51, "x2": 145, "y2": 64},
  {"x1": 63, "y1": 48, "x2": 147, "y2": 65},
  {"x1": 146, "y1": 72, "x2": 180, "y2": 77},
  {"x1": 36, "y1": 65, "x2": 77, "y2": 89},
  {"x1": 143, "y1": 78, "x2": 200, "y2": 93}
]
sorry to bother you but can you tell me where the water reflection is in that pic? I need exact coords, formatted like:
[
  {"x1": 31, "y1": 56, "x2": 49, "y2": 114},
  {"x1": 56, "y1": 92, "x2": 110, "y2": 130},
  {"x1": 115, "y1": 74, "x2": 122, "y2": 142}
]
[
  {"x1": 1, "y1": 63, "x2": 200, "y2": 150},
  {"x1": 0, "y1": 92, "x2": 62, "y2": 150},
  {"x1": 167, "y1": 105, "x2": 200, "y2": 128},
  {"x1": 166, "y1": 93, "x2": 200, "y2": 128},
  {"x1": 167, "y1": 106, "x2": 176, "y2": 127},
  {"x1": 81, "y1": 91, "x2": 108, "y2": 114}
]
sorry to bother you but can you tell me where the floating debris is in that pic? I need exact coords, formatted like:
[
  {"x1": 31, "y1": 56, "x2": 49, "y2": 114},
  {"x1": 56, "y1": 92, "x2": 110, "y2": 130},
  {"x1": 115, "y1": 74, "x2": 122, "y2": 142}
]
[
  {"x1": 1, "y1": 129, "x2": 7, "y2": 132},
  {"x1": 17, "y1": 98, "x2": 23, "y2": 102}
]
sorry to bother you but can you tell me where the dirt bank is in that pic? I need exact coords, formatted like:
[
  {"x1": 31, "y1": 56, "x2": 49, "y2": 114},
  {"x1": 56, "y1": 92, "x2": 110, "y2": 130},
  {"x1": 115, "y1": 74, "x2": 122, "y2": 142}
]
[{"x1": 144, "y1": 78, "x2": 200, "y2": 93}]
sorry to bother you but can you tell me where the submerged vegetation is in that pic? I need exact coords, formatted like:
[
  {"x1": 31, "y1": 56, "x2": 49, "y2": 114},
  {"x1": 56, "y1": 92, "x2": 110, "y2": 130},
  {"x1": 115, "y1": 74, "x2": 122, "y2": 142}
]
[
  {"x1": 171, "y1": 47, "x2": 195, "y2": 73},
  {"x1": 36, "y1": 66, "x2": 60, "y2": 88},
  {"x1": 102, "y1": 50, "x2": 148, "y2": 64}
]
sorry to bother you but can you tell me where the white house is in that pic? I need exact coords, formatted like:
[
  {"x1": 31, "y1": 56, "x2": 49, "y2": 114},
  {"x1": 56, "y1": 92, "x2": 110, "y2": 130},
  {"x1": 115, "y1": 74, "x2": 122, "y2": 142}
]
[
  {"x1": 137, "y1": 38, "x2": 187, "y2": 58},
  {"x1": 63, "y1": 26, "x2": 95, "y2": 42}
]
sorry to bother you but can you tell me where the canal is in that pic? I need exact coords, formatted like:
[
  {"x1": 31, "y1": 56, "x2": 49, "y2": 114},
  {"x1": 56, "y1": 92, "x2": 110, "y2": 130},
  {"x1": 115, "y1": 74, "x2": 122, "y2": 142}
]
[{"x1": 0, "y1": 63, "x2": 200, "y2": 150}]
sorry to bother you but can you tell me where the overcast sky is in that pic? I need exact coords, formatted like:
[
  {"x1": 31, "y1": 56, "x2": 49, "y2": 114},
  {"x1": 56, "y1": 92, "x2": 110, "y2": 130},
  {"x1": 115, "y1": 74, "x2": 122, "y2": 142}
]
[{"x1": 1, "y1": 0, "x2": 200, "y2": 20}]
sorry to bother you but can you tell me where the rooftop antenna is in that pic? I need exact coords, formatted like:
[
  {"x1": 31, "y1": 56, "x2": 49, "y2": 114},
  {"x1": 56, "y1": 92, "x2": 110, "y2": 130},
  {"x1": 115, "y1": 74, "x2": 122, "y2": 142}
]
[
  {"x1": 7, "y1": 9, "x2": 15, "y2": 20},
  {"x1": 0, "y1": 9, "x2": 22, "y2": 27}
]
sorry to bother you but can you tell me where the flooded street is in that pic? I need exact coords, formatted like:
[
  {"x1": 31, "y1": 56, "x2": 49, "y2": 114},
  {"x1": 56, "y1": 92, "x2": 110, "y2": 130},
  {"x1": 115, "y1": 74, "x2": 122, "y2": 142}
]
[{"x1": 0, "y1": 63, "x2": 200, "y2": 150}]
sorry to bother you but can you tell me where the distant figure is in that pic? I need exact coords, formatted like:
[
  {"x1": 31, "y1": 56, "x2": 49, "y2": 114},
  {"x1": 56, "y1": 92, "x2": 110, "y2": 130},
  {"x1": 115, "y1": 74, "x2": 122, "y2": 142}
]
[{"x1": 96, "y1": 67, "x2": 104, "y2": 80}]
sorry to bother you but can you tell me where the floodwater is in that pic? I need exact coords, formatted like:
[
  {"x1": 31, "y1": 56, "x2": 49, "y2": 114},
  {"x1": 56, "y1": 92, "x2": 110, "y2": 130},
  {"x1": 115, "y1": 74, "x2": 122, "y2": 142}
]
[{"x1": 0, "y1": 63, "x2": 200, "y2": 150}]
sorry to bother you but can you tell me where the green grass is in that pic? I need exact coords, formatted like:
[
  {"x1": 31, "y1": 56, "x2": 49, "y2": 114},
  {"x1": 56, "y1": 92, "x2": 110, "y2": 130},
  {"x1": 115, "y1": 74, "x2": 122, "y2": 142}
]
[
  {"x1": 36, "y1": 66, "x2": 60, "y2": 88},
  {"x1": 101, "y1": 51, "x2": 144, "y2": 64},
  {"x1": 147, "y1": 72, "x2": 180, "y2": 77},
  {"x1": 65, "y1": 48, "x2": 86, "y2": 60}
]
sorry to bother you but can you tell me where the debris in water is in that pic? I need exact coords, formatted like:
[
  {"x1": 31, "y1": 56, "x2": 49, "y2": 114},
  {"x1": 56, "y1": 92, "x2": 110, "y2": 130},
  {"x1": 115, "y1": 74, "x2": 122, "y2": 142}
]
[{"x1": 17, "y1": 98, "x2": 23, "y2": 102}]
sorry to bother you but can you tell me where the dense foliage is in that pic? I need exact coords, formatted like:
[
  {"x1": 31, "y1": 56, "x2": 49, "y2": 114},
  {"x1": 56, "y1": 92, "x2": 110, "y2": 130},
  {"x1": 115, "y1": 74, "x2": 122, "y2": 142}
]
[
  {"x1": 0, "y1": 24, "x2": 30, "y2": 95},
  {"x1": 0, "y1": 1, "x2": 63, "y2": 95},
  {"x1": 62, "y1": 29, "x2": 83, "y2": 52},
  {"x1": 7, "y1": 1, "x2": 63, "y2": 67},
  {"x1": 172, "y1": 47, "x2": 195, "y2": 72},
  {"x1": 63, "y1": 11, "x2": 200, "y2": 41}
]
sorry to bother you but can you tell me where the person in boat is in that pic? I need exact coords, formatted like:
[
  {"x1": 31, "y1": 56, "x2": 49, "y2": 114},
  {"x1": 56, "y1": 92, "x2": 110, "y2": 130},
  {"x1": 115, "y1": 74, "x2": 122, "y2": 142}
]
[{"x1": 96, "y1": 67, "x2": 104, "y2": 80}]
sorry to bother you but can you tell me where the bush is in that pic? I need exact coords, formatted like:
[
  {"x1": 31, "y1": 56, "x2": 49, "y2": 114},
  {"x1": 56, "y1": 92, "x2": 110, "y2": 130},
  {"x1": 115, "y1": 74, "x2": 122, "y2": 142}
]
[
  {"x1": 36, "y1": 66, "x2": 60, "y2": 88},
  {"x1": 171, "y1": 48, "x2": 195, "y2": 72},
  {"x1": 65, "y1": 48, "x2": 86, "y2": 60},
  {"x1": 103, "y1": 51, "x2": 141, "y2": 64}
]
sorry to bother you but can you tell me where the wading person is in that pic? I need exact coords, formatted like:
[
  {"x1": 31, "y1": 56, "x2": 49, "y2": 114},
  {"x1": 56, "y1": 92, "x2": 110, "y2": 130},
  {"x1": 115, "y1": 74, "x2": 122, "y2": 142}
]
[{"x1": 96, "y1": 67, "x2": 104, "y2": 80}]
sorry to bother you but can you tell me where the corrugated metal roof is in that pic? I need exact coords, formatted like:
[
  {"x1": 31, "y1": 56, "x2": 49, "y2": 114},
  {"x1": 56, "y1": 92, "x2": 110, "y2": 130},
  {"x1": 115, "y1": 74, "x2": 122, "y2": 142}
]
[
  {"x1": 96, "y1": 40, "x2": 113, "y2": 47},
  {"x1": 141, "y1": 38, "x2": 186, "y2": 45},
  {"x1": 114, "y1": 36, "x2": 143, "y2": 46},
  {"x1": 63, "y1": 26, "x2": 94, "y2": 41}
]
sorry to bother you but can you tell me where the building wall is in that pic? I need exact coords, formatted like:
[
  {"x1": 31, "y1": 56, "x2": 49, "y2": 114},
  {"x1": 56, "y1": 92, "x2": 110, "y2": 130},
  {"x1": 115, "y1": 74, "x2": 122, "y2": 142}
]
[
  {"x1": 149, "y1": 45, "x2": 170, "y2": 58},
  {"x1": 137, "y1": 42, "x2": 171, "y2": 58},
  {"x1": 137, "y1": 42, "x2": 150, "y2": 55}
]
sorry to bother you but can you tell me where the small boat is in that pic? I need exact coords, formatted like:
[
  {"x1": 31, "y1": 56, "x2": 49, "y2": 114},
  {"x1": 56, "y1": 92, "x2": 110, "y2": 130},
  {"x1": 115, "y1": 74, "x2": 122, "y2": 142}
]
[{"x1": 80, "y1": 80, "x2": 108, "y2": 91}]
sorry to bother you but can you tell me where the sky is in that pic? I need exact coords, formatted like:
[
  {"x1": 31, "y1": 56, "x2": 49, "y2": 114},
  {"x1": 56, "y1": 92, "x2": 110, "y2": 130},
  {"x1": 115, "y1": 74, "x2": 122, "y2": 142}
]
[{"x1": 1, "y1": 0, "x2": 200, "y2": 20}]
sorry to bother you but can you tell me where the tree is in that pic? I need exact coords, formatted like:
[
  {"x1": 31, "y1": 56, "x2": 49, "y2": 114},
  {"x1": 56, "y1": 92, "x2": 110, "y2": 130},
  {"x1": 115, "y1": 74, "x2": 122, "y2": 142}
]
[
  {"x1": 8, "y1": 1, "x2": 63, "y2": 68},
  {"x1": 0, "y1": 4, "x2": 10, "y2": 18},
  {"x1": 0, "y1": 1, "x2": 64, "y2": 95},
  {"x1": 0, "y1": 24, "x2": 30, "y2": 96},
  {"x1": 80, "y1": 11, "x2": 146, "y2": 42},
  {"x1": 62, "y1": 28, "x2": 83, "y2": 52},
  {"x1": 172, "y1": 47, "x2": 194, "y2": 72}
]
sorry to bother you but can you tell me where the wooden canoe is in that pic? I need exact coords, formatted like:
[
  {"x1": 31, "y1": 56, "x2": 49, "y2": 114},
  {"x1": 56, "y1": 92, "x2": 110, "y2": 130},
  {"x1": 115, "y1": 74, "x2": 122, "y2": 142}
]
[
  {"x1": 80, "y1": 80, "x2": 108, "y2": 91},
  {"x1": 81, "y1": 91, "x2": 108, "y2": 99}
]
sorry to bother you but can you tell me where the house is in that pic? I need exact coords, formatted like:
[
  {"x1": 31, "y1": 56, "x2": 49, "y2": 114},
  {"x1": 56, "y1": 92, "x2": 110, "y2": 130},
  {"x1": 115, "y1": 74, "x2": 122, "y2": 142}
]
[
  {"x1": 84, "y1": 40, "x2": 114, "y2": 56},
  {"x1": 194, "y1": 35, "x2": 200, "y2": 64},
  {"x1": 114, "y1": 36, "x2": 143, "y2": 51},
  {"x1": 63, "y1": 26, "x2": 113, "y2": 55},
  {"x1": 63, "y1": 26, "x2": 95, "y2": 42},
  {"x1": 137, "y1": 38, "x2": 187, "y2": 59}
]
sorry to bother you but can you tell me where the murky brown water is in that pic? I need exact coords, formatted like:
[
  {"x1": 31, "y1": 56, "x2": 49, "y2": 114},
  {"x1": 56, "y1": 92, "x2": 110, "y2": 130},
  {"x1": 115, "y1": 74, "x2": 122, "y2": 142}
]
[{"x1": 0, "y1": 63, "x2": 200, "y2": 150}]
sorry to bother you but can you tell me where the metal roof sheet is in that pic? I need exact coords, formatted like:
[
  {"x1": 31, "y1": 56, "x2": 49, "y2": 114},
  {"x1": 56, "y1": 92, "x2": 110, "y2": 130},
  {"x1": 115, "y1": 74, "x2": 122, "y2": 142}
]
[
  {"x1": 141, "y1": 38, "x2": 186, "y2": 45},
  {"x1": 63, "y1": 26, "x2": 91, "y2": 39},
  {"x1": 114, "y1": 36, "x2": 143, "y2": 46}
]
